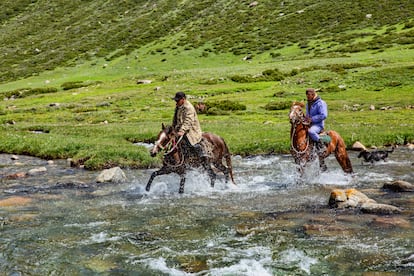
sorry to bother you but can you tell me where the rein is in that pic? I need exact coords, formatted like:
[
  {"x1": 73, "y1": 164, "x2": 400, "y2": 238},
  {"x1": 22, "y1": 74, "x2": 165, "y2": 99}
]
[
  {"x1": 162, "y1": 135, "x2": 185, "y2": 167},
  {"x1": 164, "y1": 135, "x2": 184, "y2": 156}
]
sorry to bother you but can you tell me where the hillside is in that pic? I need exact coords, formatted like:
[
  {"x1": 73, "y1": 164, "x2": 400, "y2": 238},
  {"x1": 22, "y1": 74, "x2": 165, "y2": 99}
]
[{"x1": 1, "y1": 0, "x2": 414, "y2": 83}]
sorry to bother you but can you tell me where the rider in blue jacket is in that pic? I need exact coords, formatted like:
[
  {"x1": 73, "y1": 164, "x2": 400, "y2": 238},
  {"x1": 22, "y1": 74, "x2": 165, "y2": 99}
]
[{"x1": 305, "y1": 88, "x2": 328, "y2": 152}]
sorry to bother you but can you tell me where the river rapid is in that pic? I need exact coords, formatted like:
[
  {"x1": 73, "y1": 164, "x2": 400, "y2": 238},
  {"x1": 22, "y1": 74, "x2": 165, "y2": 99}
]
[{"x1": 0, "y1": 148, "x2": 413, "y2": 275}]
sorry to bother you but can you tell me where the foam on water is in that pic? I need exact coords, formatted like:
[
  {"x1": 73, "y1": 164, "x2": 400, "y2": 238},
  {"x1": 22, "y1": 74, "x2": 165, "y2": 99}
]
[
  {"x1": 82, "y1": 232, "x2": 122, "y2": 244},
  {"x1": 64, "y1": 221, "x2": 110, "y2": 228},
  {"x1": 138, "y1": 246, "x2": 274, "y2": 276},
  {"x1": 139, "y1": 257, "x2": 189, "y2": 276},
  {"x1": 209, "y1": 258, "x2": 273, "y2": 276},
  {"x1": 278, "y1": 248, "x2": 318, "y2": 275}
]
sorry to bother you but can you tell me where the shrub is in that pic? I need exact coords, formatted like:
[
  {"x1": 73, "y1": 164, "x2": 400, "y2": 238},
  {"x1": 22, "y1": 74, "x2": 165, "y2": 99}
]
[
  {"x1": 61, "y1": 81, "x2": 102, "y2": 90},
  {"x1": 264, "y1": 101, "x2": 292, "y2": 110},
  {"x1": 1, "y1": 87, "x2": 58, "y2": 99},
  {"x1": 262, "y1": 68, "x2": 285, "y2": 81},
  {"x1": 205, "y1": 100, "x2": 246, "y2": 112}
]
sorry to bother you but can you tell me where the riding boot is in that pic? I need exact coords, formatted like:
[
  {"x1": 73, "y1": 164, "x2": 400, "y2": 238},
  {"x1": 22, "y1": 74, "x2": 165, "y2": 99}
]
[{"x1": 316, "y1": 140, "x2": 326, "y2": 155}]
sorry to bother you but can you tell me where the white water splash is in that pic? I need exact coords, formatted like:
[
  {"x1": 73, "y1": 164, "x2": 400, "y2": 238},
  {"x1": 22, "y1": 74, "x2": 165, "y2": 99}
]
[
  {"x1": 279, "y1": 248, "x2": 318, "y2": 274},
  {"x1": 82, "y1": 232, "x2": 121, "y2": 244},
  {"x1": 140, "y1": 257, "x2": 190, "y2": 276},
  {"x1": 209, "y1": 258, "x2": 273, "y2": 276}
]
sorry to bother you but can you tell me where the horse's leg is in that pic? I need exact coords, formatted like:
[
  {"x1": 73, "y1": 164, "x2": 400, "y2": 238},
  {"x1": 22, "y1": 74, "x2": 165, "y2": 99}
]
[
  {"x1": 213, "y1": 162, "x2": 229, "y2": 183},
  {"x1": 145, "y1": 166, "x2": 170, "y2": 192},
  {"x1": 202, "y1": 159, "x2": 216, "y2": 187},
  {"x1": 318, "y1": 156, "x2": 328, "y2": 172},
  {"x1": 178, "y1": 173, "x2": 186, "y2": 194},
  {"x1": 208, "y1": 167, "x2": 217, "y2": 187},
  {"x1": 332, "y1": 142, "x2": 354, "y2": 174}
]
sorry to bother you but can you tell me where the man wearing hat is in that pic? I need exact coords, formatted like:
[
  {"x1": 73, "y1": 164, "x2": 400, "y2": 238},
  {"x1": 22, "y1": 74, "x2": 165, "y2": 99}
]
[
  {"x1": 305, "y1": 88, "x2": 329, "y2": 170},
  {"x1": 172, "y1": 92, "x2": 206, "y2": 159}
]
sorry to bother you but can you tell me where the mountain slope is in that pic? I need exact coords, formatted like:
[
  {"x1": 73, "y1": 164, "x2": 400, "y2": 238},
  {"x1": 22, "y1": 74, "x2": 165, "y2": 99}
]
[{"x1": 0, "y1": 0, "x2": 413, "y2": 82}]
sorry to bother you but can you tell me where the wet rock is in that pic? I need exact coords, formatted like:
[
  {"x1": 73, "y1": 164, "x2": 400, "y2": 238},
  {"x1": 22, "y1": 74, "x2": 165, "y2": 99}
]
[
  {"x1": 96, "y1": 167, "x2": 127, "y2": 183},
  {"x1": 303, "y1": 223, "x2": 352, "y2": 236},
  {"x1": 177, "y1": 256, "x2": 208, "y2": 273},
  {"x1": 10, "y1": 213, "x2": 38, "y2": 223},
  {"x1": 346, "y1": 189, "x2": 376, "y2": 208},
  {"x1": 235, "y1": 218, "x2": 295, "y2": 236},
  {"x1": 329, "y1": 188, "x2": 375, "y2": 208},
  {"x1": 401, "y1": 253, "x2": 414, "y2": 264},
  {"x1": 370, "y1": 216, "x2": 411, "y2": 229},
  {"x1": 383, "y1": 180, "x2": 414, "y2": 192},
  {"x1": 4, "y1": 172, "x2": 27, "y2": 179},
  {"x1": 329, "y1": 188, "x2": 401, "y2": 214},
  {"x1": 136, "y1": 79, "x2": 152, "y2": 84},
  {"x1": 0, "y1": 196, "x2": 32, "y2": 207},
  {"x1": 54, "y1": 181, "x2": 90, "y2": 189},
  {"x1": 11, "y1": 155, "x2": 19, "y2": 160},
  {"x1": 360, "y1": 202, "x2": 401, "y2": 215},
  {"x1": 352, "y1": 141, "x2": 366, "y2": 151},
  {"x1": 329, "y1": 189, "x2": 347, "y2": 205},
  {"x1": 83, "y1": 257, "x2": 117, "y2": 273},
  {"x1": 27, "y1": 167, "x2": 47, "y2": 175}
]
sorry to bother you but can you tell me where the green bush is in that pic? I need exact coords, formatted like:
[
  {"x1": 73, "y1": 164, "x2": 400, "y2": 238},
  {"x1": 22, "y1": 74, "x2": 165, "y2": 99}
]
[
  {"x1": 1, "y1": 87, "x2": 58, "y2": 99},
  {"x1": 205, "y1": 100, "x2": 246, "y2": 112},
  {"x1": 264, "y1": 101, "x2": 292, "y2": 111}
]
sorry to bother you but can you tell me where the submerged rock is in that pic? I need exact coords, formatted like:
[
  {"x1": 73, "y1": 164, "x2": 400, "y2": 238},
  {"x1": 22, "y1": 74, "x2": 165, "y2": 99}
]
[
  {"x1": 27, "y1": 166, "x2": 47, "y2": 175},
  {"x1": 0, "y1": 196, "x2": 32, "y2": 207},
  {"x1": 383, "y1": 180, "x2": 414, "y2": 192},
  {"x1": 370, "y1": 216, "x2": 411, "y2": 229}
]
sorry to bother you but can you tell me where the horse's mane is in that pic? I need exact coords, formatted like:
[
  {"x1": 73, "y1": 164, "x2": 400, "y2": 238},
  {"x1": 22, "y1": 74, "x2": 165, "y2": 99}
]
[
  {"x1": 292, "y1": 101, "x2": 305, "y2": 108},
  {"x1": 161, "y1": 124, "x2": 175, "y2": 134}
]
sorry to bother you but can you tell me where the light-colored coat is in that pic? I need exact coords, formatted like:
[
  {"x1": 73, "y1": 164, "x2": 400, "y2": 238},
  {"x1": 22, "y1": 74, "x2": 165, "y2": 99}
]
[{"x1": 174, "y1": 100, "x2": 202, "y2": 145}]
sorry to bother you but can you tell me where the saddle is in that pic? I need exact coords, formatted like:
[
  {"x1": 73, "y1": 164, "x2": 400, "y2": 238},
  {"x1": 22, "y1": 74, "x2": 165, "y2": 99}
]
[
  {"x1": 319, "y1": 132, "x2": 332, "y2": 145},
  {"x1": 181, "y1": 137, "x2": 213, "y2": 159},
  {"x1": 199, "y1": 138, "x2": 213, "y2": 158}
]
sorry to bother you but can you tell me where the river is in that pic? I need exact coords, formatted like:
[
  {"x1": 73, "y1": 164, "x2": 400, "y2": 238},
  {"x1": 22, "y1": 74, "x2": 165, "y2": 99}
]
[{"x1": 0, "y1": 147, "x2": 413, "y2": 275}]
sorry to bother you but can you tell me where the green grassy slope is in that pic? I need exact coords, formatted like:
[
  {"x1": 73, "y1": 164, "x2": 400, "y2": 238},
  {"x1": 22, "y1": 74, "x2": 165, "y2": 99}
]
[
  {"x1": 1, "y1": 0, "x2": 414, "y2": 82},
  {"x1": 0, "y1": 0, "x2": 413, "y2": 169}
]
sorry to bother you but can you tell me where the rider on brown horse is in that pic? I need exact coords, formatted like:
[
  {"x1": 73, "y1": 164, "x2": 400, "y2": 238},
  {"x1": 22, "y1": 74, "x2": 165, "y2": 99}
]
[
  {"x1": 304, "y1": 88, "x2": 330, "y2": 170},
  {"x1": 172, "y1": 92, "x2": 207, "y2": 160}
]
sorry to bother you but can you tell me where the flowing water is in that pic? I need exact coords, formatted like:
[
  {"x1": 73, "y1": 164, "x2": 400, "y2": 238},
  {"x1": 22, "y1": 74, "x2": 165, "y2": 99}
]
[{"x1": 0, "y1": 148, "x2": 413, "y2": 275}]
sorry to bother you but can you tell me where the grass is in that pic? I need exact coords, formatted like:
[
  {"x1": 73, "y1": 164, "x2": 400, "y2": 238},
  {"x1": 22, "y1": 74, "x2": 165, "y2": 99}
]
[{"x1": 0, "y1": 44, "x2": 413, "y2": 169}]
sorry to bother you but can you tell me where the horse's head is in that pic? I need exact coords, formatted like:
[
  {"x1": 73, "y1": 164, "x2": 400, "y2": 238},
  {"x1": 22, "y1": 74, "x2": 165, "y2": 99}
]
[
  {"x1": 150, "y1": 123, "x2": 176, "y2": 157},
  {"x1": 289, "y1": 102, "x2": 306, "y2": 125}
]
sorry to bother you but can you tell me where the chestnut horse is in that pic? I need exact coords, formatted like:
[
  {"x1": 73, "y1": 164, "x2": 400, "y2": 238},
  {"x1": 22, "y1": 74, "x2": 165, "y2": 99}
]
[
  {"x1": 289, "y1": 102, "x2": 353, "y2": 175},
  {"x1": 146, "y1": 124, "x2": 235, "y2": 193}
]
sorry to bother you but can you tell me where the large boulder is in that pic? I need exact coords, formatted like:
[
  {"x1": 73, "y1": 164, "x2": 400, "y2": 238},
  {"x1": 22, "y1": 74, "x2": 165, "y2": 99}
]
[
  {"x1": 352, "y1": 141, "x2": 367, "y2": 151},
  {"x1": 329, "y1": 188, "x2": 401, "y2": 214},
  {"x1": 96, "y1": 167, "x2": 127, "y2": 183}
]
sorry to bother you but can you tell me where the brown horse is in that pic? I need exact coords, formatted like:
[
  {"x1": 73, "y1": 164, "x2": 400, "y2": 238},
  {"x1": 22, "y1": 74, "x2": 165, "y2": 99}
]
[
  {"x1": 289, "y1": 102, "x2": 353, "y2": 175},
  {"x1": 146, "y1": 124, "x2": 235, "y2": 193}
]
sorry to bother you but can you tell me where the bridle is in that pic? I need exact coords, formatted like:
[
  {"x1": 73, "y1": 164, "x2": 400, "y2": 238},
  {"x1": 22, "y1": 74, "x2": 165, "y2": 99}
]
[{"x1": 152, "y1": 130, "x2": 185, "y2": 167}]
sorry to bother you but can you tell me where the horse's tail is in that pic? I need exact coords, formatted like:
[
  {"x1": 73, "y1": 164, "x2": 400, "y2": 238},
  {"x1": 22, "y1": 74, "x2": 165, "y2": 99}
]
[
  {"x1": 222, "y1": 139, "x2": 236, "y2": 184},
  {"x1": 330, "y1": 131, "x2": 353, "y2": 174}
]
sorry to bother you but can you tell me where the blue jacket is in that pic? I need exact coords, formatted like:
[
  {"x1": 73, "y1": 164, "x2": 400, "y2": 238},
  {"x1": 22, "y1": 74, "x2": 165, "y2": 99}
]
[{"x1": 306, "y1": 96, "x2": 327, "y2": 128}]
